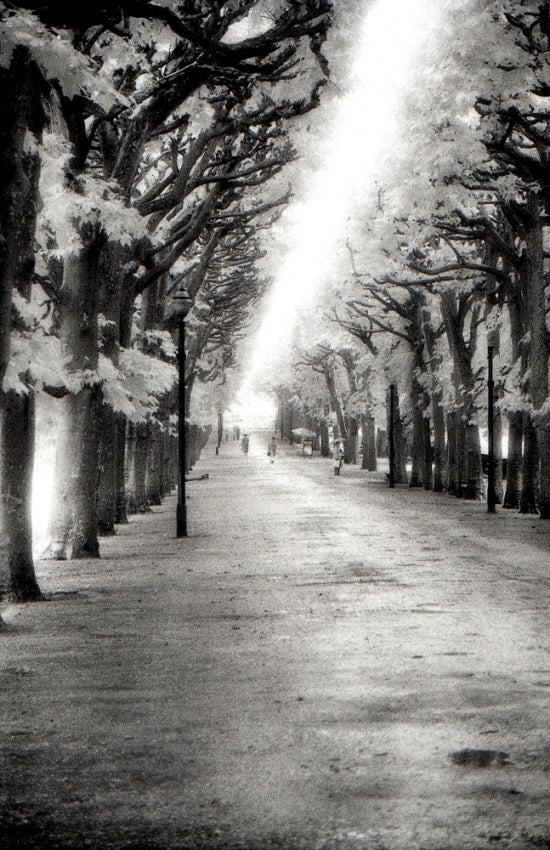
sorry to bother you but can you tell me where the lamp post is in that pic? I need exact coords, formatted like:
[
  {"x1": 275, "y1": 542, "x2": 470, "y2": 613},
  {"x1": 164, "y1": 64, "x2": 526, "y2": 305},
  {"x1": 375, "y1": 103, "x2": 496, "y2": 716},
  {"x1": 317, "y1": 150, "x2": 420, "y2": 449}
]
[
  {"x1": 216, "y1": 404, "x2": 223, "y2": 455},
  {"x1": 487, "y1": 345, "x2": 496, "y2": 514},
  {"x1": 172, "y1": 288, "x2": 193, "y2": 538},
  {"x1": 388, "y1": 383, "x2": 396, "y2": 489}
]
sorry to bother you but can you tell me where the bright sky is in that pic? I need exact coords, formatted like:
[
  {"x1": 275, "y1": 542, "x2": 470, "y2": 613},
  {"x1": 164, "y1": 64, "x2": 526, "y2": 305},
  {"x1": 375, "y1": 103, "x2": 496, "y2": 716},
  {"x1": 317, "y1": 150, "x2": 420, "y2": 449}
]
[{"x1": 237, "y1": 0, "x2": 441, "y2": 417}]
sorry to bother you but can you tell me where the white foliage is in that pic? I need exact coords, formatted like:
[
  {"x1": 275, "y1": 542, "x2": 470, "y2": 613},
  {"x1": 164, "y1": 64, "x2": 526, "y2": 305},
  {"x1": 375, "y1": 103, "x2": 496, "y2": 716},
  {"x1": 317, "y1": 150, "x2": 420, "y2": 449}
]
[
  {"x1": 143, "y1": 330, "x2": 177, "y2": 360},
  {"x1": 0, "y1": 9, "x2": 124, "y2": 110},
  {"x1": 100, "y1": 348, "x2": 177, "y2": 422},
  {"x1": 40, "y1": 132, "x2": 147, "y2": 252},
  {"x1": 11, "y1": 291, "x2": 48, "y2": 329},
  {"x1": 2, "y1": 330, "x2": 64, "y2": 394}
]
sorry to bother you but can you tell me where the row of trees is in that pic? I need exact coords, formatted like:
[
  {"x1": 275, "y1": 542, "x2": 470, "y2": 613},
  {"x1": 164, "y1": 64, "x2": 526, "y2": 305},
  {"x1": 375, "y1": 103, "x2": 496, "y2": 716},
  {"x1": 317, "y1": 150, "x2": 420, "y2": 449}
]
[
  {"x1": 0, "y1": 0, "x2": 334, "y2": 611},
  {"x1": 274, "y1": 1, "x2": 550, "y2": 517}
]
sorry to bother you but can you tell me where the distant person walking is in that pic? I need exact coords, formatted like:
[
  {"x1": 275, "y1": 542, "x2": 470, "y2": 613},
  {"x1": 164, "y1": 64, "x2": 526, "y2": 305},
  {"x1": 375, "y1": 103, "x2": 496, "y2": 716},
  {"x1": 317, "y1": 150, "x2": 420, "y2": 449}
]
[
  {"x1": 267, "y1": 435, "x2": 277, "y2": 463},
  {"x1": 333, "y1": 439, "x2": 344, "y2": 475},
  {"x1": 241, "y1": 433, "x2": 249, "y2": 454}
]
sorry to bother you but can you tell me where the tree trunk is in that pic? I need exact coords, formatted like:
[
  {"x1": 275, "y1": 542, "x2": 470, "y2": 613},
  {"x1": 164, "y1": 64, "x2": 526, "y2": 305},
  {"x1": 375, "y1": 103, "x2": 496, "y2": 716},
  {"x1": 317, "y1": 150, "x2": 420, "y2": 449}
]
[
  {"x1": 455, "y1": 416, "x2": 469, "y2": 496},
  {"x1": 115, "y1": 414, "x2": 129, "y2": 524},
  {"x1": 97, "y1": 243, "x2": 132, "y2": 529},
  {"x1": 146, "y1": 420, "x2": 163, "y2": 505},
  {"x1": 493, "y1": 395, "x2": 504, "y2": 504},
  {"x1": 125, "y1": 421, "x2": 137, "y2": 513},
  {"x1": 345, "y1": 415, "x2": 358, "y2": 464},
  {"x1": 0, "y1": 46, "x2": 45, "y2": 597},
  {"x1": 387, "y1": 386, "x2": 407, "y2": 484},
  {"x1": 46, "y1": 230, "x2": 105, "y2": 559},
  {"x1": 524, "y1": 191, "x2": 550, "y2": 517},
  {"x1": 503, "y1": 411, "x2": 523, "y2": 509},
  {"x1": 320, "y1": 420, "x2": 330, "y2": 457},
  {"x1": 325, "y1": 366, "x2": 347, "y2": 447},
  {"x1": 126, "y1": 421, "x2": 151, "y2": 513},
  {"x1": 97, "y1": 403, "x2": 118, "y2": 535},
  {"x1": 395, "y1": 398, "x2": 408, "y2": 484},
  {"x1": 132, "y1": 421, "x2": 150, "y2": 512},
  {"x1": 446, "y1": 412, "x2": 459, "y2": 496},
  {"x1": 431, "y1": 398, "x2": 445, "y2": 492},
  {"x1": 503, "y1": 254, "x2": 528, "y2": 510},
  {"x1": 463, "y1": 421, "x2": 483, "y2": 499},
  {"x1": 158, "y1": 427, "x2": 171, "y2": 496},
  {"x1": 48, "y1": 387, "x2": 102, "y2": 558},
  {"x1": 423, "y1": 406, "x2": 433, "y2": 491},
  {"x1": 0, "y1": 390, "x2": 42, "y2": 600},
  {"x1": 409, "y1": 376, "x2": 425, "y2": 488},
  {"x1": 421, "y1": 307, "x2": 445, "y2": 491},
  {"x1": 162, "y1": 430, "x2": 175, "y2": 494},
  {"x1": 187, "y1": 423, "x2": 198, "y2": 472},
  {"x1": 0, "y1": 47, "x2": 45, "y2": 386},
  {"x1": 340, "y1": 351, "x2": 359, "y2": 464},
  {"x1": 440, "y1": 293, "x2": 483, "y2": 499},
  {"x1": 519, "y1": 414, "x2": 539, "y2": 514},
  {"x1": 361, "y1": 414, "x2": 377, "y2": 471}
]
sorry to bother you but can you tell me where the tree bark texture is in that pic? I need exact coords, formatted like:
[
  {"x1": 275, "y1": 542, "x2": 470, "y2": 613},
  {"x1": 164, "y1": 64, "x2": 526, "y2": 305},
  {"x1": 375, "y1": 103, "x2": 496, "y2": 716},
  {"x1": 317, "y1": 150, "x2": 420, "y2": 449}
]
[
  {"x1": 446, "y1": 412, "x2": 459, "y2": 496},
  {"x1": 520, "y1": 414, "x2": 539, "y2": 514},
  {"x1": 48, "y1": 386, "x2": 102, "y2": 558},
  {"x1": 125, "y1": 421, "x2": 137, "y2": 512},
  {"x1": 440, "y1": 293, "x2": 483, "y2": 499},
  {"x1": 340, "y1": 350, "x2": 358, "y2": 464},
  {"x1": 421, "y1": 307, "x2": 446, "y2": 491},
  {"x1": 187, "y1": 423, "x2": 198, "y2": 472},
  {"x1": 503, "y1": 411, "x2": 523, "y2": 509},
  {"x1": 0, "y1": 47, "x2": 45, "y2": 595},
  {"x1": 97, "y1": 403, "x2": 118, "y2": 535},
  {"x1": 361, "y1": 414, "x2": 377, "y2": 471},
  {"x1": 524, "y1": 192, "x2": 550, "y2": 517},
  {"x1": 409, "y1": 375, "x2": 425, "y2": 488},
  {"x1": 126, "y1": 421, "x2": 150, "y2": 513},
  {"x1": 386, "y1": 386, "x2": 407, "y2": 484},
  {"x1": 493, "y1": 397, "x2": 504, "y2": 504},
  {"x1": 97, "y1": 243, "x2": 132, "y2": 529},
  {"x1": 145, "y1": 420, "x2": 163, "y2": 505},
  {"x1": 423, "y1": 408, "x2": 433, "y2": 491},
  {"x1": 431, "y1": 399, "x2": 446, "y2": 493},
  {"x1": 115, "y1": 414, "x2": 129, "y2": 524},
  {"x1": 0, "y1": 390, "x2": 41, "y2": 600},
  {"x1": 325, "y1": 366, "x2": 347, "y2": 446},
  {"x1": 0, "y1": 47, "x2": 45, "y2": 387},
  {"x1": 376, "y1": 429, "x2": 387, "y2": 458},
  {"x1": 47, "y1": 229, "x2": 105, "y2": 558},
  {"x1": 320, "y1": 420, "x2": 330, "y2": 457},
  {"x1": 345, "y1": 415, "x2": 358, "y2": 465}
]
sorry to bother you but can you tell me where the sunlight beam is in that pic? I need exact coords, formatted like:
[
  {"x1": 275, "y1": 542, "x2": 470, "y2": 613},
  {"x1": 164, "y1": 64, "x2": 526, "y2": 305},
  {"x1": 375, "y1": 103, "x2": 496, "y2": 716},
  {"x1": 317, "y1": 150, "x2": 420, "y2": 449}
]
[{"x1": 241, "y1": 0, "x2": 439, "y2": 395}]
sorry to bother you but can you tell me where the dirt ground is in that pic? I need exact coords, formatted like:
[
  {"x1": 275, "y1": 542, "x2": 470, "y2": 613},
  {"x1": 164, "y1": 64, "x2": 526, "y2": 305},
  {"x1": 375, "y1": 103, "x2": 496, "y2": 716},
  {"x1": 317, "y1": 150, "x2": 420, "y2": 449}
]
[{"x1": 1, "y1": 433, "x2": 550, "y2": 850}]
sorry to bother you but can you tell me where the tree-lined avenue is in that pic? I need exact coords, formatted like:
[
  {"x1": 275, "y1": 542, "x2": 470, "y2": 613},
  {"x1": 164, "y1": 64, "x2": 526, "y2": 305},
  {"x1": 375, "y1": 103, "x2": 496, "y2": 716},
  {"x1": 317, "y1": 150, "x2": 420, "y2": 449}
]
[{"x1": 2, "y1": 437, "x2": 549, "y2": 848}]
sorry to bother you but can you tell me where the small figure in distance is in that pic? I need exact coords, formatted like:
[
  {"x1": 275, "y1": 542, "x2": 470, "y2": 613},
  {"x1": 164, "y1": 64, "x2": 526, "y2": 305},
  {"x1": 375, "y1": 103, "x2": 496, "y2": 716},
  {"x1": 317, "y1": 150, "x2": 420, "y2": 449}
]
[
  {"x1": 267, "y1": 434, "x2": 277, "y2": 463},
  {"x1": 241, "y1": 432, "x2": 249, "y2": 454},
  {"x1": 333, "y1": 438, "x2": 344, "y2": 475}
]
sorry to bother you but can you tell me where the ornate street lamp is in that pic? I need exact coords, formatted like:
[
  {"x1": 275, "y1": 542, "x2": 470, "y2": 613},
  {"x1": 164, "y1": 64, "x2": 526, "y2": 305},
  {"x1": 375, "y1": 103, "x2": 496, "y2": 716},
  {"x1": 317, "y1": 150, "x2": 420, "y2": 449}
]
[{"x1": 171, "y1": 288, "x2": 193, "y2": 537}]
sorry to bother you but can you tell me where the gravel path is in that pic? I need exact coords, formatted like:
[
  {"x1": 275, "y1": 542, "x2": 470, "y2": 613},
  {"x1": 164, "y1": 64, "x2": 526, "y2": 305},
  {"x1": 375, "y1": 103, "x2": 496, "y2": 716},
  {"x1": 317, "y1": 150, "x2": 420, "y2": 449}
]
[{"x1": 1, "y1": 434, "x2": 550, "y2": 849}]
